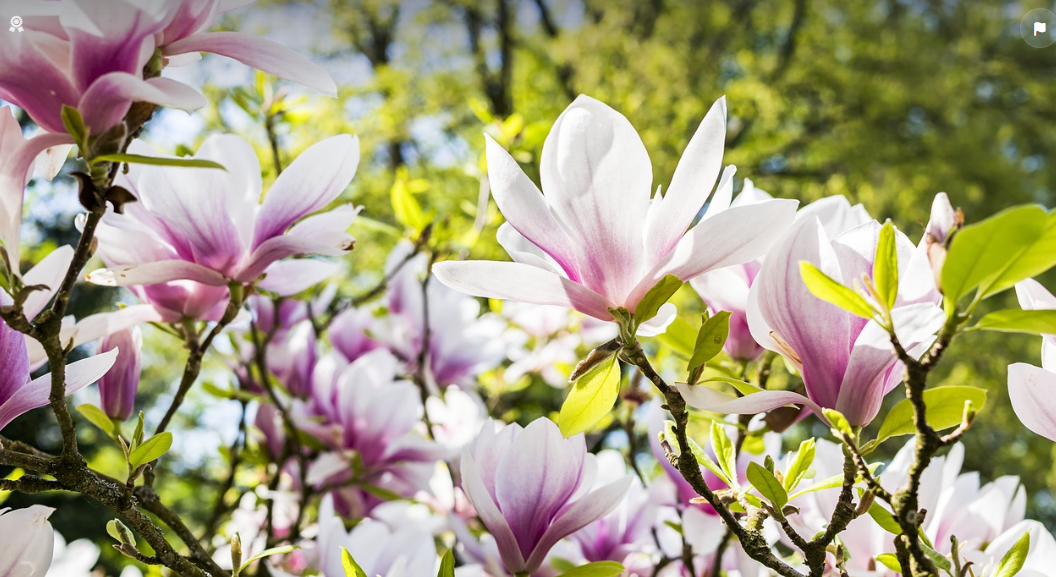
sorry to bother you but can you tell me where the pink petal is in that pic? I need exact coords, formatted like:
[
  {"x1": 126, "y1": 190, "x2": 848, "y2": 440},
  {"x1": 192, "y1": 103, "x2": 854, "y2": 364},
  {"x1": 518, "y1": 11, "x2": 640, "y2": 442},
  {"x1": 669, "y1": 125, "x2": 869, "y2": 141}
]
[
  {"x1": 495, "y1": 223, "x2": 565, "y2": 275},
  {"x1": 539, "y1": 95, "x2": 651, "y2": 302},
  {"x1": 64, "y1": 0, "x2": 164, "y2": 92},
  {"x1": 676, "y1": 383, "x2": 828, "y2": 422},
  {"x1": 258, "y1": 260, "x2": 341, "y2": 296},
  {"x1": 643, "y1": 97, "x2": 726, "y2": 261},
  {"x1": 163, "y1": 31, "x2": 337, "y2": 96},
  {"x1": 0, "y1": 132, "x2": 75, "y2": 274},
  {"x1": 1008, "y1": 362, "x2": 1056, "y2": 442},
  {"x1": 699, "y1": 165, "x2": 737, "y2": 221},
  {"x1": 524, "y1": 476, "x2": 632, "y2": 572},
  {"x1": 0, "y1": 349, "x2": 117, "y2": 431},
  {"x1": 1016, "y1": 279, "x2": 1056, "y2": 313},
  {"x1": 486, "y1": 135, "x2": 580, "y2": 279},
  {"x1": 192, "y1": 134, "x2": 264, "y2": 249},
  {"x1": 833, "y1": 321, "x2": 900, "y2": 426},
  {"x1": 239, "y1": 206, "x2": 359, "y2": 282},
  {"x1": 25, "y1": 304, "x2": 163, "y2": 368},
  {"x1": 630, "y1": 198, "x2": 798, "y2": 307},
  {"x1": 20, "y1": 245, "x2": 74, "y2": 319},
  {"x1": 253, "y1": 135, "x2": 359, "y2": 248},
  {"x1": 0, "y1": 31, "x2": 80, "y2": 133},
  {"x1": 86, "y1": 260, "x2": 229, "y2": 287},
  {"x1": 77, "y1": 73, "x2": 206, "y2": 134},
  {"x1": 0, "y1": 505, "x2": 55, "y2": 576},
  {"x1": 460, "y1": 452, "x2": 526, "y2": 572},
  {"x1": 432, "y1": 260, "x2": 615, "y2": 321}
]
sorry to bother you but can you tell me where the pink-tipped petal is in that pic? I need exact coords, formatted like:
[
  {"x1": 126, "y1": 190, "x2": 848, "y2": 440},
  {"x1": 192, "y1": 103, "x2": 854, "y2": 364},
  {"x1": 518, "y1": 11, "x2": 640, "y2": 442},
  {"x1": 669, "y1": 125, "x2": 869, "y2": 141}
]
[
  {"x1": 86, "y1": 260, "x2": 229, "y2": 287},
  {"x1": 1008, "y1": 363, "x2": 1056, "y2": 442},
  {"x1": 676, "y1": 383, "x2": 827, "y2": 422},
  {"x1": 432, "y1": 260, "x2": 615, "y2": 321},
  {"x1": 644, "y1": 97, "x2": 726, "y2": 260},
  {"x1": 77, "y1": 73, "x2": 206, "y2": 134},
  {"x1": 163, "y1": 31, "x2": 338, "y2": 96},
  {"x1": 834, "y1": 321, "x2": 900, "y2": 427},
  {"x1": 253, "y1": 135, "x2": 359, "y2": 247},
  {"x1": 460, "y1": 452, "x2": 526, "y2": 572},
  {"x1": 0, "y1": 349, "x2": 117, "y2": 431}
]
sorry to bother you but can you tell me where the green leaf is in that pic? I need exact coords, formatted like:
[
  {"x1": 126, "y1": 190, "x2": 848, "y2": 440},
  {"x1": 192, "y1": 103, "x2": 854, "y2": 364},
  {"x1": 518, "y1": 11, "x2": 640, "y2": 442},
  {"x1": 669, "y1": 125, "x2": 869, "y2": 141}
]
[
  {"x1": 799, "y1": 261, "x2": 876, "y2": 319},
  {"x1": 391, "y1": 177, "x2": 428, "y2": 231},
  {"x1": 783, "y1": 439, "x2": 816, "y2": 492},
  {"x1": 875, "y1": 553, "x2": 901, "y2": 572},
  {"x1": 980, "y1": 211, "x2": 1056, "y2": 299},
  {"x1": 91, "y1": 153, "x2": 226, "y2": 170},
  {"x1": 920, "y1": 534, "x2": 953, "y2": 573},
  {"x1": 867, "y1": 503, "x2": 903, "y2": 534},
  {"x1": 788, "y1": 463, "x2": 882, "y2": 501},
  {"x1": 940, "y1": 205, "x2": 1050, "y2": 305},
  {"x1": 61, "y1": 105, "x2": 88, "y2": 150},
  {"x1": 437, "y1": 549, "x2": 455, "y2": 577},
  {"x1": 77, "y1": 404, "x2": 118, "y2": 438},
  {"x1": 555, "y1": 561, "x2": 625, "y2": 577},
  {"x1": 874, "y1": 220, "x2": 900, "y2": 310},
  {"x1": 746, "y1": 461, "x2": 788, "y2": 509},
  {"x1": 341, "y1": 547, "x2": 369, "y2": 577},
  {"x1": 657, "y1": 316, "x2": 697, "y2": 357},
  {"x1": 559, "y1": 354, "x2": 621, "y2": 437},
  {"x1": 710, "y1": 421, "x2": 738, "y2": 487},
  {"x1": 873, "y1": 386, "x2": 987, "y2": 446},
  {"x1": 993, "y1": 530, "x2": 1031, "y2": 577},
  {"x1": 969, "y1": 309, "x2": 1056, "y2": 336},
  {"x1": 634, "y1": 275, "x2": 682, "y2": 327},
  {"x1": 684, "y1": 431, "x2": 730, "y2": 485},
  {"x1": 132, "y1": 411, "x2": 145, "y2": 449},
  {"x1": 239, "y1": 545, "x2": 298, "y2": 573},
  {"x1": 823, "y1": 408, "x2": 853, "y2": 438},
  {"x1": 687, "y1": 311, "x2": 731, "y2": 372},
  {"x1": 129, "y1": 432, "x2": 173, "y2": 469}
]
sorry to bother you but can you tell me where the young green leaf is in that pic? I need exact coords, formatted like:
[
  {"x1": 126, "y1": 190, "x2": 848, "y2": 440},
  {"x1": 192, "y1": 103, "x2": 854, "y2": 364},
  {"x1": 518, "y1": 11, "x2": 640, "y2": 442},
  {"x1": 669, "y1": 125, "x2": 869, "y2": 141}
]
[
  {"x1": 799, "y1": 262, "x2": 876, "y2": 319},
  {"x1": 684, "y1": 432, "x2": 730, "y2": 485},
  {"x1": 919, "y1": 533, "x2": 953, "y2": 573},
  {"x1": 875, "y1": 553, "x2": 901, "y2": 572},
  {"x1": 941, "y1": 205, "x2": 1050, "y2": 305},
  {"x1": 687, "y1": 311, "x2": 731, "y2": 372},
  {"x1": 657, "y1": 316, "x2": 697, "y2": 358},
  {"x1": 788, "y1": 463, "x2": 882, "y2": 501},
  {"x1": 90, "y1": 153, "x2": 226, "y2": 170},
  {"x1": 555, "y1": 561, "x2": 625, "y2": 577},
  {"x1": 822, "y1": 408, "x2": 853, "y2": 438},
  {"x1": 60, "y1": 105, "x2": 88, "y2": 150},
  {"x1": 746, "y1": 461, "x2": 788, "y2": 509},
  {"x1": 783, "y1": 439, "x2": 816, "y2": 492},
  {"x1": 76, "y1": 404, "x2": 118, "y2": 439},
  {"x1": 437, "y1": 549, "x2": 455, "y2": 577},
  {"x1": 873, "y1": 386, "x2": 986, "y2": 446},
  {"x1": 558, "y1": 354, "x2": 621, "y2": 437},
  {"x1": 341, "y1": 547, "x2": 369, "y2": 577},
  {"x1": 239, "y1": 545, "x2": 299, "y2": 574},
  {"x1": 635, "y1": 275, "x2": 682, "y2": 327},
  {"x1": 132, "y1": 411, "x2": 145, "y2": 449},
  {"x1": 873, "y1": 220, "x2": 900, "y2": 311},
  {"x1": 968, "y1": 309, "x2": 1056, "y2": 336},
  {"x1": 980, "y1": 212, "x2": 1056, "y2": 299},
  {"x1": 866, "y1": 503, "x2": 903, "y2": 534},
  {"x1": 710, "y1": 421, "x2": 738, "y2": 487},
  {"x1": 993, "y1": 530, "x2": 1031, "y2": 577},
  {"x1": 128, "y1": 432, "x2": 173, "y2": 469}
]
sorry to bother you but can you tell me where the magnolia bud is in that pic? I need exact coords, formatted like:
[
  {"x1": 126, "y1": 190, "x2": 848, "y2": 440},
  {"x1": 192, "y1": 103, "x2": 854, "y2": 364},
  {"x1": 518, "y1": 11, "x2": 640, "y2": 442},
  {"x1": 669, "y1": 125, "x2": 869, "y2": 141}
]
[{"x1": 98, "y1": 327, "x2": 142, "y2": 421}]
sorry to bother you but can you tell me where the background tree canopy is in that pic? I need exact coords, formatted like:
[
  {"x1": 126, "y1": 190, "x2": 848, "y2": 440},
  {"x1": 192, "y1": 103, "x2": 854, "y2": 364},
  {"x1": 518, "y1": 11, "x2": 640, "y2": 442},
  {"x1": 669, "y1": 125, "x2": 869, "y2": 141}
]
[{"x1": 7, "y1": 0, "x2": 1056, "y2": 570}]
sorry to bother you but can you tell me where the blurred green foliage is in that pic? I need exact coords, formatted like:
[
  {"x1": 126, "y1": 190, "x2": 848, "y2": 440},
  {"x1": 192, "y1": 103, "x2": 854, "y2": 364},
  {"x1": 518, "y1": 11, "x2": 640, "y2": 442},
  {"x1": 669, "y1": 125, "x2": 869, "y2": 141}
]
[{"x1": 7, "y1": 0, "x2": 1056, "y2": 571}]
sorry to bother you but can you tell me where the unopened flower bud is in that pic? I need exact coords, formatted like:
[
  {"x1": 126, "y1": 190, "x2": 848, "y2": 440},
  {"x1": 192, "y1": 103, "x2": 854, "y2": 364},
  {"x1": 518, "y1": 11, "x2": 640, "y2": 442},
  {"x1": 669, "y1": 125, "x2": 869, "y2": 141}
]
[
  {"x1": 231, "y1": 532, "x2": 243, "y2": 576},
  {"x1": 98, "y1": 327, "x2": 142, "y2": 421}
]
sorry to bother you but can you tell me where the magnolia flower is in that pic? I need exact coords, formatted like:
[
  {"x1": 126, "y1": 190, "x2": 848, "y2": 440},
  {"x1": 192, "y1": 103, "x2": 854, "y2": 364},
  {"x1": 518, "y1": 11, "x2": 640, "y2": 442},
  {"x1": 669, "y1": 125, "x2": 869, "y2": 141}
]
[
  {"x1": 571, "y1": 451, "x2": 657, "y2": 567},
  {"x1": 300, "y1": 350, "x2": 443, "y2": 517},
  {"x1": 0, "y1": 505, "x2": 56, "y2": 577},
  {"x1": 97, "y1": 327, "x2": 142, "y2": 420},
  {"x1": 315, "y1": 495, "x2": 437, "y2": 577},
  {"x1": 460, "y1": 418, "x2": 632, "y2": 575},
  {"x1": 689, "y1": 178, "x2": 774, "y2": 362},
  {"x1": 88, "y1": 134, "x2": 360, "y2": 301},
  {"x1": 0, "y1": 0, "x2": 334, "y2": 137},
  {"x1": 678, "y1": 195, "x2": 946, "y2": 427},
  {"x1": 434, "y1": 95, "x2": 797, "y2": 328},
  {"x1": 0, "y1": 106, "x2": 72, "y2": 274},
  {"x1": 1007, "y1": 279, "x2": 1056, "y2": 441},
  {"x1": 0, "y1": 293, "x2": 118, "y2": 431}
]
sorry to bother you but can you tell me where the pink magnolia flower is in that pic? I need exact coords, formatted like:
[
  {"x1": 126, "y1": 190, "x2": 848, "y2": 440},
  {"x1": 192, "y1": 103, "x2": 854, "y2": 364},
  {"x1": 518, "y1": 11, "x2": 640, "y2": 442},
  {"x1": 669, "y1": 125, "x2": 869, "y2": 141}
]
[
  {"x1": 314, "y1": 495, "x2": 438, "y2": 577},
  {"x1": 679, "y1": 195, "x2": 946, "y2": 427},
  {"x1": 87, "y1": 134, "x2": 360, "y2": 313},
  {"x1": 460, "y1": 417, "x2": 632, "y2": 575},
  {"x1": 0, "y1": 505, "x2": 56, "y2": 577},
  {"x1": 0, "y1": 0, "x2": 334, "y2": 137},
  {"x1": 689, "y1": 178, "x2": 774, "y2": 362},
  {"x1": 1007, "y1": 279, "x2": 1056, "y2": 442},
  {"x1": 97, "y1": 326, "x2": 142, "y2": 420},
  {"x1": 433, "y1": 95, "x2": 797, "y2": 326},
  {"x1": 571, "y1": 451, "x2": 658, "y2": 568}
]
